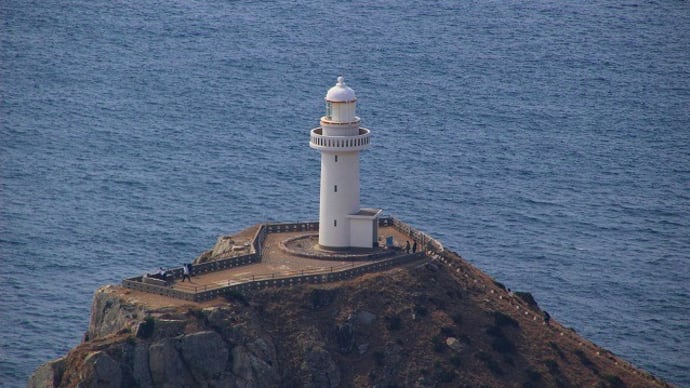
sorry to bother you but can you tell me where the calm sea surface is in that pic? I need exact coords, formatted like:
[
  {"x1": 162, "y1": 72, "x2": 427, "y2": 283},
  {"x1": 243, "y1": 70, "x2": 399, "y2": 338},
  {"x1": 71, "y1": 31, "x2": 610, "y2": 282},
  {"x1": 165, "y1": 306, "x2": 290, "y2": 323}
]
[{"x1": 2, "y1": 0, "x2": 689, "y2": 386}]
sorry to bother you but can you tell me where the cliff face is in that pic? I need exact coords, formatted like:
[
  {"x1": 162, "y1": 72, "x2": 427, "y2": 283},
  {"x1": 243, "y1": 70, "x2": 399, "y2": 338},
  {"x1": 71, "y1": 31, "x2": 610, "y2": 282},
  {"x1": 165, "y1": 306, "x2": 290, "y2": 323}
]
[{"x1": 29, "y1": 251, "x2": 670, "y2": 388}]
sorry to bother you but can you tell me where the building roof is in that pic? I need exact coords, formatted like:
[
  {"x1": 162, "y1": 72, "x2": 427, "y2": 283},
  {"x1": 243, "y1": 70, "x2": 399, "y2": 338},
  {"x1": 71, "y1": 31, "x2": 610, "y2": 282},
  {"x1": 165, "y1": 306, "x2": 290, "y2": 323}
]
[{"x1": 325, "y1": 76, "x2": 356, "y2": 103}]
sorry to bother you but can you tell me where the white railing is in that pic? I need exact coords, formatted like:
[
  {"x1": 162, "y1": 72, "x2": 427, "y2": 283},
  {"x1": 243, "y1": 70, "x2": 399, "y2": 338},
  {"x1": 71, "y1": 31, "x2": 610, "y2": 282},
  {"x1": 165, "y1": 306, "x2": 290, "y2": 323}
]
[{"x1": 309, "y1": 127, "x2": 371, "y2": 152}]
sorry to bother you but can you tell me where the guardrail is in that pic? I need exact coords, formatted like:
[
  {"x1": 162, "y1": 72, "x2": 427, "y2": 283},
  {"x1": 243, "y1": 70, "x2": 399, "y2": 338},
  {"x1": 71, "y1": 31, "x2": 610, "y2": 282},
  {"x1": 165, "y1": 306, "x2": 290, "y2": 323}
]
[
  {"x1": 122, "y1": 217, "x2": 441, "y2": 301},
  {"x1": 389, "y1": 217, "x2": 444, "y2": 253},
  {"x1": 121, "y1": 252, "x2": 425, "y2": 302},
  {"x1": 189, "y1": 252, "x2": 425, "y2": 301}
]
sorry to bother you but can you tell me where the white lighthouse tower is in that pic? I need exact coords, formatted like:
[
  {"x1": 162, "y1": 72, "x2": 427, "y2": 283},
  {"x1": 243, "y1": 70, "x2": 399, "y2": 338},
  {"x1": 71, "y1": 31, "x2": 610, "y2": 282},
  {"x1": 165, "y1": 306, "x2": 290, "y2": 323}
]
[{"x1": 309, "y1": 76, "x2": 382, "y2": 250}]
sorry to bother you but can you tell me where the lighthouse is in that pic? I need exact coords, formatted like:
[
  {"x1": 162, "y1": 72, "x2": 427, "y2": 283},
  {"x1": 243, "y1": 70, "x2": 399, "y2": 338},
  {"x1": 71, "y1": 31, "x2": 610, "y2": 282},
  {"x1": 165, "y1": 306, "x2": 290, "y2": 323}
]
[{"x1": 309, "y1": 76, "x2": 382, "y2": 250}]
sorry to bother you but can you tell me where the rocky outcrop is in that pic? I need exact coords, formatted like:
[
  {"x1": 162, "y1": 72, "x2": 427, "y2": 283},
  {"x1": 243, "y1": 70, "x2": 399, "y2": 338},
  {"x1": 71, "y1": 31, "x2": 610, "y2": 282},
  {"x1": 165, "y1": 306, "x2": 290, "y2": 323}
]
[
  {"x1": 87, "y1": 285, "x2": 148, "y2": 340},
  {"x1": 30, "y1": 250, "x2": 671, "y2": 388},
  {"x1": 30, "y1": 286, "x2": 280, "y2": 388},
  {"x1": 27, "y1": 356, "x2": 66, "y2": 388},
  {"x1": 303, "y1": 344, "x2": 340, "y2": 388}
]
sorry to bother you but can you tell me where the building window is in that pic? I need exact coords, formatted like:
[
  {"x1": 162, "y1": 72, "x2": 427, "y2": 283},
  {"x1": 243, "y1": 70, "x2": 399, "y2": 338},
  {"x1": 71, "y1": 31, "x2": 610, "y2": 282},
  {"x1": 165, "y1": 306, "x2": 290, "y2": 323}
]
[
  {"x1": 326, "y1": 102, "x2": 333, "y2": 119},
  {"x1": 335, "y1": 155, "x2": 338, "y2": 162},
  {"x1": 334, "y1": 219, "x2": 337, "y2": 227},
  {"x1": 334, "y1": 185, "x2": 338, "y2": 192}
]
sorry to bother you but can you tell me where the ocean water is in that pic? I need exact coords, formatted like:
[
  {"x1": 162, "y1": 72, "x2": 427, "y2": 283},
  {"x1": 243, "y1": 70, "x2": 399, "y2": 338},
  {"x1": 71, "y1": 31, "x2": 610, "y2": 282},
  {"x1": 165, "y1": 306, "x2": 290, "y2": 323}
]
[{"x1": 1, "y1": 0, "x2": 689, "y2": 386}]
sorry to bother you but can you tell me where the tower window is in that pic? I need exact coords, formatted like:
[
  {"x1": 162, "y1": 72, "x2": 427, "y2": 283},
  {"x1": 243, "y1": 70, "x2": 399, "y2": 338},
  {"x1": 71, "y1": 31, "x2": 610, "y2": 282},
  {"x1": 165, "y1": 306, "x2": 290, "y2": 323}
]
[
  {"x1": 326, "y1": 102, "x2": 333, "y2": 119},
  {"x1": 335, "y1": 155, "x2": 338, "y2": 162},
  {"x1": 334, "y1": 219, "x2": 337, "y2": 227},
  {"x1": 334, "y1": 185, "x2": 338, "y2": 192}
]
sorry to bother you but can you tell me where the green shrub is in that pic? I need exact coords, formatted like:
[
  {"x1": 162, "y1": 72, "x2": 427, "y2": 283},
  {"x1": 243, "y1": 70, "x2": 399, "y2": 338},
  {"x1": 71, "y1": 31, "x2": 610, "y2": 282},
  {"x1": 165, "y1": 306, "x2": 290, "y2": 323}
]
[
  {"x1": 387, "y1": 315, "x2": 402, "y2": 331},
  {"x1": 601, "y1": 374, "x2": 626, "y2": 388},
  {"x1": 372, "y1": 350, "x2": 385, "y2": 366},
  {"x1": 575, "y1": 349, "x2": 599, "y2": 374},
  {"x1": 492, "y1": 336, "x2": 516, "y2": 354},
  {"x1": 475, "y1": 351, "x2": 503, "y2": 376},
  {"x1": 450, "y1": 355, "x2": 462, "y2": 367},
  {"x1": 436, "y1": 368, "x2": 455, "y2": 383},
  {"x1": 515, "y1": 292, "x2": 539, "y2": 309},
  {"x1": 525, "y1": 367, "x2": 542, "y2": 382},
  {"x1": 452, "y1": 312, "x2": 462, "y2": 324},
  {"x1": 493, "y1": 311, "x2": 519, "y2": 328},
  {"x1": 544, "y1": 359, "x2": 560, "y2": 374},
  {"x1": 225, "y1": 290, "x2": 249, "y2": 306},
  {"x1": 486, "y1": 325, "x2": 503, "y2": 337},
  {"x1": 476, "y1": 351, "x2": 491, "y2": 362},
  {"x1": 549, "y1": 341, "x2": 565, "y2": 359},
  {"x1": 432, "y1": 334, "x2": 446, "y2": 353}
]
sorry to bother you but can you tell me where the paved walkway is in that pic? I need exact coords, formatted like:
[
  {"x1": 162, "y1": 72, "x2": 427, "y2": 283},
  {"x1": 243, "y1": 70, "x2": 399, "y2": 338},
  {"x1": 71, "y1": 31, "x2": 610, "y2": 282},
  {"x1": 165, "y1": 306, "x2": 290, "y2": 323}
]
[{"x1": 170, "y1": 226, "x2": 416, "y2": 292}]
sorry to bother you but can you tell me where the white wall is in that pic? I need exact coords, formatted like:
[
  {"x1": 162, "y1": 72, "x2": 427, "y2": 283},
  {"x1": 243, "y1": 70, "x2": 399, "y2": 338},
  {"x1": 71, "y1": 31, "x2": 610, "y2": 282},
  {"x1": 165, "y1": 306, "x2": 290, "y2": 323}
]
[
  {"x1": 349, "y1": 218, "x2": 374, "y2": 248},
  {"x1": 318, "y1": 151, "x2": 360, "y2": 248}
]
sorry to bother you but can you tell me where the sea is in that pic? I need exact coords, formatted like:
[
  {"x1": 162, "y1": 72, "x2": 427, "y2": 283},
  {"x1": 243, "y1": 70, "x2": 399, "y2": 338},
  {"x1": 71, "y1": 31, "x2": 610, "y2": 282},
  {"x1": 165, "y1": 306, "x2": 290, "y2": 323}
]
[{"x1": 1, "y1": 0, "x2": 689, "y2": 386}]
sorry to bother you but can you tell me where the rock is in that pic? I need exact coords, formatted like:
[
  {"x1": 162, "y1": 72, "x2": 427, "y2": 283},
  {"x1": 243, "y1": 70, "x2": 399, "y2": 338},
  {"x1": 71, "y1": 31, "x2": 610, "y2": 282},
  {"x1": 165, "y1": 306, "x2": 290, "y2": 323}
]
[
  {"x1": 309, "y1": 288, "x2": 338, "y2": 310},
  {"x1": 231, "y1": 337, "x2": 279, "y2": 388},
  {"x1": 81, "y1": 351, "x2": 122, "y2": 388},
  {"x1": 446, "y1": 337, "x2": 463, "y2": 352},
  {"x1": 335, "y1": 321, "x2": 355, "y2": 354},
  {"x1": 246, "y1": 336, "x2": 277, "y2": 370},
  {"x1": 211, "y1": 235, "x2": 235, "y2": 257},
  {"x1": 148, "y1": 338, "x2": 194, "y2": 387},
  {"x1": 231, "y1": 345, "x2": 252, "y2": 380},
  {"x1": 355, "y1": 310, "x2": 376, "y2": 326},
  {"x1": 152, "y1": 319, "x2": 186, "y2": 339},
  {"x1": 178, "y1": 331, "x2": 229, "y2": 382},
  {"x1": 194, "y1": 249, "x2": 213, "y2": 264},
  {"x1": 301, "y1": 344, "x2": 340, "y2": 388},
  {"x1": 131, "y1": 342, "x2": 152, "y2": 387},
  {"x1": 515, "y1": 291, "x2": 540, "y2": 309},
  {"x1": 27, "y1": 246, "x2": 670, "y2": 388},
  {"x1": 88, "y1": 286, "x2": 146, "y2": 340},
  {"x1": 425, "y1": 263, "x2": 439, "y2": 272},
  {"x1": 27, "y1": 356, "x2": 66, "y2": 388}
]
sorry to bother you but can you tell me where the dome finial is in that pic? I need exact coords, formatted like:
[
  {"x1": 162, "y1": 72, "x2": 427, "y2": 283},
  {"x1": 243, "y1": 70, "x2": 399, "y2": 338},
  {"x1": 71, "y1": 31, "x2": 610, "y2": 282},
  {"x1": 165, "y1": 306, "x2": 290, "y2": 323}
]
[{"x1": 337, "y1": 76, "x2": 345, "y2": 85}]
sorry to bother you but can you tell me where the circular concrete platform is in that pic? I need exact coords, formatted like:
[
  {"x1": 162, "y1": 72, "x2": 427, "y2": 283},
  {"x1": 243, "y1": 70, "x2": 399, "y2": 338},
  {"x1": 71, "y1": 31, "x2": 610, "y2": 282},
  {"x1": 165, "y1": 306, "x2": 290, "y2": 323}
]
[{"x1": 279, "y1": 233, "x2": 397, "y2": 261}]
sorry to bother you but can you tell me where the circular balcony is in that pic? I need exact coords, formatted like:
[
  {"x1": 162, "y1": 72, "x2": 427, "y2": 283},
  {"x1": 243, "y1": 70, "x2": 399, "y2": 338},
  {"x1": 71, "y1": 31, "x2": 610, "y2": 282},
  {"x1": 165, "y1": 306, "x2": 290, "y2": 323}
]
[{"x1": 309, "y1": 127, "x2": 371, "y2": 152}]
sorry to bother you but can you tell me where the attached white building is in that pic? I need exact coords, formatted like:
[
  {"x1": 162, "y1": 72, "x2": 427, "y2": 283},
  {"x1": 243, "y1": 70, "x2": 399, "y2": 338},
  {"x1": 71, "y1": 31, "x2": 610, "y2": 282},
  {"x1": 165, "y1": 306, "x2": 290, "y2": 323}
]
[{"x1": 309, "y1": 77, "x2": 382, "y2": 250}]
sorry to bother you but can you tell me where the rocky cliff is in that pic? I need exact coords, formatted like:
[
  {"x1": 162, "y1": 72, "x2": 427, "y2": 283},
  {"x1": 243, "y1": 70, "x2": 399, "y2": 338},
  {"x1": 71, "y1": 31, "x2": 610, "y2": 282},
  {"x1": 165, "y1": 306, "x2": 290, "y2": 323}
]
[{"x1": 29, "y1": 250, "x2": 670, "y2": 387}]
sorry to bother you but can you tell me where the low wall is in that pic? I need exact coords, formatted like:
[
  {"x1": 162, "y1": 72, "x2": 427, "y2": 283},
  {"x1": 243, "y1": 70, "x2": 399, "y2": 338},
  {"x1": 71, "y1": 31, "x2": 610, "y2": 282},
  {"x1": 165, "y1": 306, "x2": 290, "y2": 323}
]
[
  {"x1": 192, "y1": 253, "x2": 260, "y2": 275},
  {"x1": 122, "y1": 216, "x2": 441, "y2": 302},
  {"x1": 191, "y1": 252, "x2": 425, "y2": 302},
  {"x1": 265, "y1": 222, "x2": 319, "y2": 234},
  {"x1": 252, "y1": 224, "x2": 268, "y2": 253},
  {"x1": 122, "y1": 278, "x2": 196, "y2": 301},
  {"x1": 122, "y1": 253, "x2": 260, "y2": 297}
]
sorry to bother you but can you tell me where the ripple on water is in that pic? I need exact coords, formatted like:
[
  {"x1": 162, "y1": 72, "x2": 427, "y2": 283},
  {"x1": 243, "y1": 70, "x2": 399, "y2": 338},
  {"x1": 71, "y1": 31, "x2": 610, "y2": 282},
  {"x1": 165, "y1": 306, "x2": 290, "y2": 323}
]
[{"x1": 3, "y1": 0, "x2": 690, "y2": 386}]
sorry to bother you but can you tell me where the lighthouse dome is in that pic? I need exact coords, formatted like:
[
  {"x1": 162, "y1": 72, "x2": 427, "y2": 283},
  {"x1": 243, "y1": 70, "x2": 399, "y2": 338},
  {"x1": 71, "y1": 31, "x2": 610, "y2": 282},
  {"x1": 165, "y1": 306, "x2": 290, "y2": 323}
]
[{"x1": 325, "y1": 76, "x2": 356, "y2": 102}]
